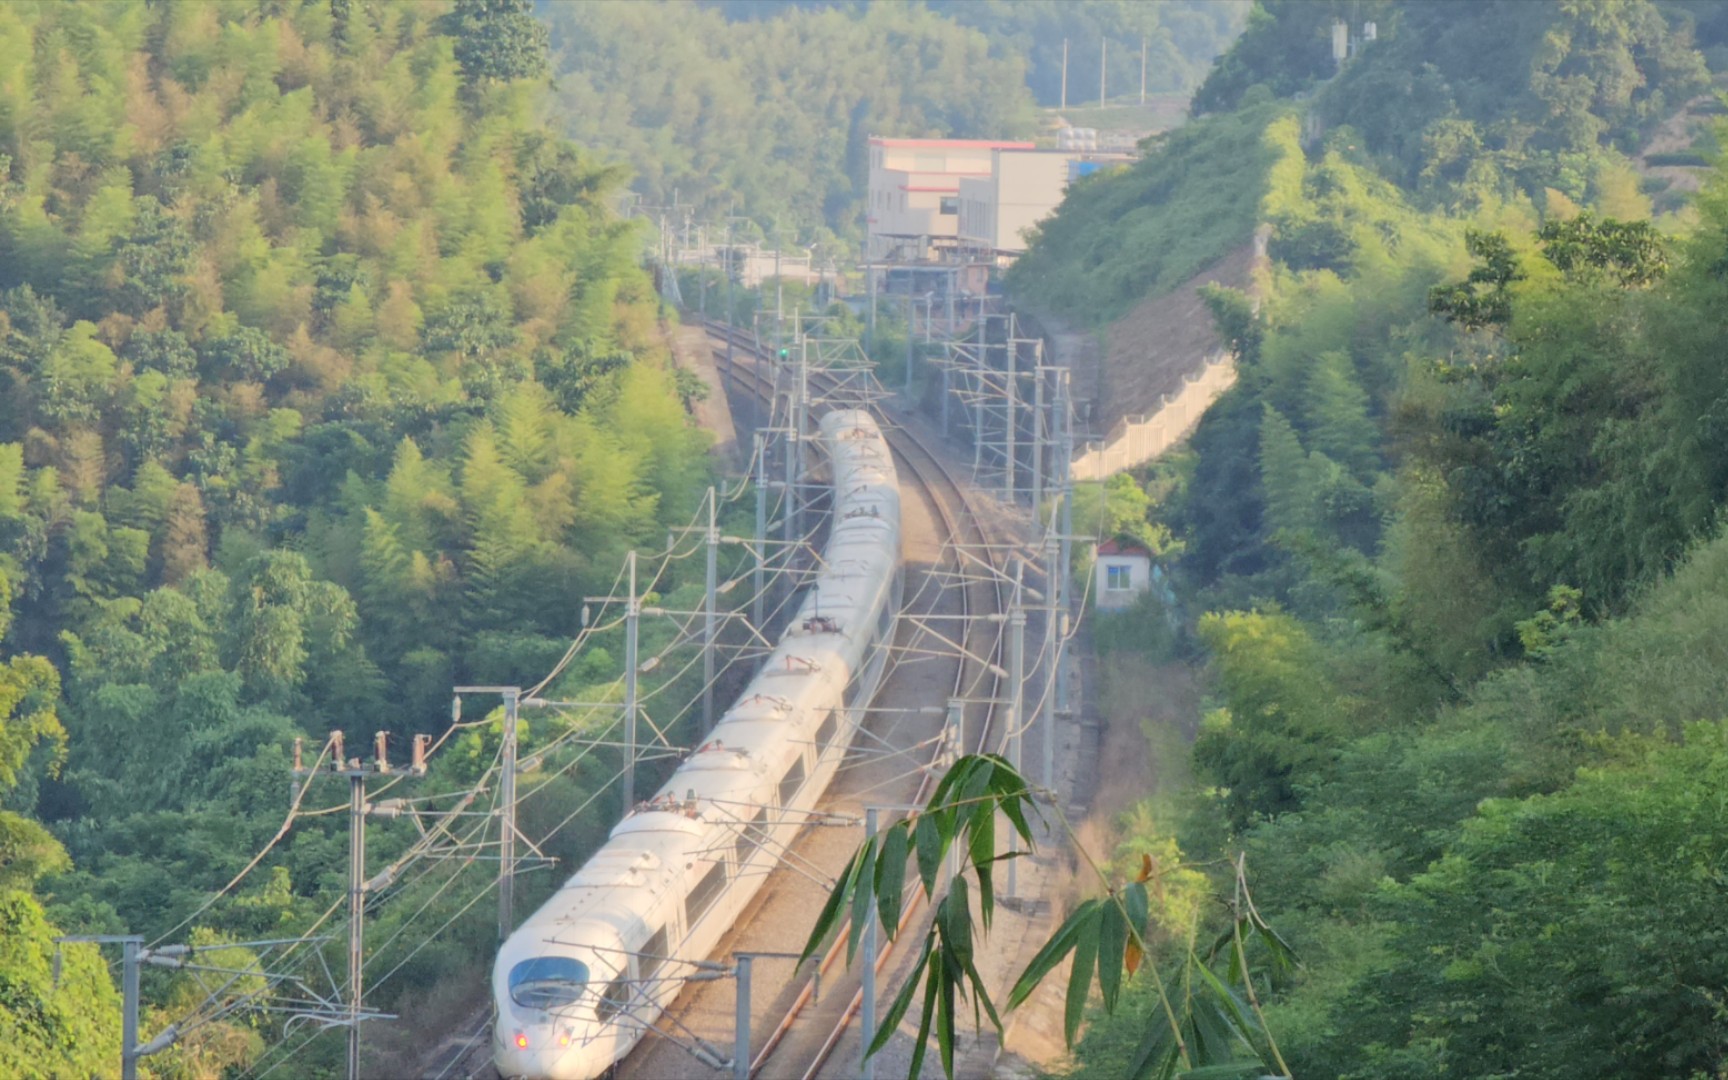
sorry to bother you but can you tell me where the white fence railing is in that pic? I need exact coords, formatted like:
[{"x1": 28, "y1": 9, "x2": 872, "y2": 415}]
[{"x1": 1069, "y1": 348, "x2": 1237, "y2": 481}]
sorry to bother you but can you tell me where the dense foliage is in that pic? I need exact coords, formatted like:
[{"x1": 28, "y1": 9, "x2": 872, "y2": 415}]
[
  {"x1": 1006, "y1": 103, "x2": 1290, "y2": 325},
  {"x1": 1197, "y1": 0, "x2": 1708, "y2": 206},
  {"x1": 0, "y1": 1, "x2": 714, "y2": 1072},
  {"x1": 545, "y1": 0, "x2": 1248, "y2": 243},
  {"x1": 992, "y1": 2, "x2": 1728, "y2": 1077}
]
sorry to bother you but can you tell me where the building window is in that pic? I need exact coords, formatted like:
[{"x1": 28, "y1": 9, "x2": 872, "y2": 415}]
[
  {"x1": 939, "y1": 195, "x2": 959, "y2": 215},
  {"x1": 1106, "y1": 565, "x2": 1132, "y2": 591}
]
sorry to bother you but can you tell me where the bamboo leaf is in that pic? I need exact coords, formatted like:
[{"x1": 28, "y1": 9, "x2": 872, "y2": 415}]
[
  {"x1": 1097, "y1": 896, "x2": 1127, "y2": 1012},
  {"x1": 1125, "y1": 937, "x2": 1144, "y2": 977},
  {"x1": 1008, "y1": 899, "x2": 1095, "y2": 1008},
  {"x1": 875, "y1": 823, "x2": 910, "y2": 933},
  {"x1": 968, "y1": 806, "x2": 995, "y2": 925},
  {"x1": 1250, "y1": 913, "x2": 1300, "y2": 976},
  {"x1": 961, "y1": 948, "x2": 1004, "y2": 1037},
  {"x1": 936, "y1": 878, "x2": 973, "y2": 976},
  {"x1": 868, "y1": 931, "x2": 933, "y2": 1058},
  {"x1": 1124, "y1": 994, "x2": 1182, "y2": 1080},
  {"x1": 907, "y1": 960, "x2": 940, "y2": 1080},
  {"x1": 914, "y1": 811, "x2": 945, "y2": 895},
  {"x1": 1175, "y1": 1063, "x2": 1270, "y2": 1079},
  {"x1": 801, "y1": 845, "x2": 865, "y2": 965},
  {"x1": 937, "y1": 950, "x2": 957, "y2": 1079},
  {"x1": 1124, "y1": 880, "x2": 1150, "y2": 936},
  {"x1": 847, "y1": 837, "x2": 878, "y2": 963},
  {"x1": 1064, "y1": 916, "x2": 1099, "y2": 1046}
]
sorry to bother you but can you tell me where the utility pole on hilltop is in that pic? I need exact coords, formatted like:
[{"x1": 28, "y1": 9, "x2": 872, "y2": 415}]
[
  {"x1": 292, "y1": 730, "x2": 428, "y2": 1080},
  {"x1": 1141, "y1": 36, "x2": 1148, "y2": 105},
  {"x1": 1060, "y1": 38, "x2": 1068, "y2": 111},
  {"x1": 1100, "y1": 38, "x2": 1107, "y2": 108}
]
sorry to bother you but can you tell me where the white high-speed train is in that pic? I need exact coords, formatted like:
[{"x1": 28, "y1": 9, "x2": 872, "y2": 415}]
[{"x1": 492, "y1": 409, "x2": 903, "y2": 1080}]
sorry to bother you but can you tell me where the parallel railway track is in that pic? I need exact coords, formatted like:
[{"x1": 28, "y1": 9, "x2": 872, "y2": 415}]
[
  {"x1": 690, "y1": 321, "x2": 1011, "y2": 1080},
  {"x1": 423, "y1": 318, "x2": 1014, "y2": 1080}
]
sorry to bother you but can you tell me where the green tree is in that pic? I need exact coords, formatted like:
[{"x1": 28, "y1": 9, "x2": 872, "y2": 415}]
[
  {"x1": 1194, "y1": 609, "x2": 1346, "y2": 828},
  {"x1": 445, "y1": 0, "x2": 549, "y2": 86}
]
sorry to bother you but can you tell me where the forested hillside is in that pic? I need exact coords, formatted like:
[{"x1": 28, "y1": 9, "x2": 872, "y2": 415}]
[
  {"x1": 543, "y1": 0, "x2": 1247, "y2": 242},
  {"x1": 0, "y1": 1, "x2": 711, "y2": 1072},
  {"x1": 1010, "y1": 1, "x2": 1728, "y2": 1077}
]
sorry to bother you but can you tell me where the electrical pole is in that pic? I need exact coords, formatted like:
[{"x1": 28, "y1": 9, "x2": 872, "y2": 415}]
[
  {"x1": 773, "y1": 238, "x2": 783, "y2": 357},
  {"x1": 861, "y1": 806, "x2": 879, "y2": 1080},
  {"x1": 55, "y1": 933, "x2": 300, "y2": 1080},
  {"x1": 753, "y1": 434, "x2": 767, "y2": 631},
  {"x1": 1100, "y1": 38, "x2": 1107, "y2": 109},
  {"x1": 1056, "y1": 369, "x2": 1074, "y2": 717},
  {"x1": 292, "y1": 730, "x2": 426, "y2": 1080},
  {"x1": 973, "y1": 314, "x2": 987, "y2": 478},
  {"x1": 1006, "y1": 566, "x2": 1026, "y2": 902},
  {"x1": 904, "y1": 298, "x2": 914, "y2": 395},
  {"x1": 1042, "y1": 505, "x2": 1059, "y2": 791},
  {"x1": 1031, "y1": 355, "x2": 1044, "y2": 511},
  {"x1": 704, "y1": 487, "x2": 720, "y2": 732},
  {"x1": 1060, "y1": 38, "x2": 1068, "y2": 111},
  {"x1": 1140, "y1": 35, "x2": 1147, "y2": 105},
  {"x1": 1004, "y1": 326, "x2": 1018, "y2": 502},
  {"x1": 452, "y1": 687, "x2": 523, "y2": 943},
  {"x1": 499, "y1": 688, "x2": 519, "y2": 941},
  {"x1": 733, "y1": 954, "x2": 752, "y2": 1080},
  {"x1": 624, "y1": 550, "x2": 640, "y2": 811},
  {"x1": 725, "y1": 220, "x2": 736, "y2": 365},
  {"x1": 784, "y1": 341, "x2": 805, "y2": 550},
  {"x1": 122, "y1": 937, "x2": 140, "y2": 1080},
  {"x1": 866, "y1": 242, "x2": 877, "y2": 354}
]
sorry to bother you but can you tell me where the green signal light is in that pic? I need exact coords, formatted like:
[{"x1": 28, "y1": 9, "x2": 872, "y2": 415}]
[{"x1": 777, "y1": 348, "x2": 790, "y2": 359}]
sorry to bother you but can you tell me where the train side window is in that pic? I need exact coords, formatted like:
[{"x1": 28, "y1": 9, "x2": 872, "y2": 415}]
[
  {"x1": 778, "y1": 756, "x2": 806, "y2": 806},
  {"x1": 596, "y1": 979, "x2": 630, "y2": 1022},
  {"x1": 640, "y1": 925, "x2": 668, "y2": 983},
  {"x1": 815, "y1": 709, "x2": 837, "y2": 751},
  {"x1": 686, "y1": 862, "x2": 727, "y2": 927},
  {"x1": 735, "y1": 807, "x2": 768, "y2": 865}
]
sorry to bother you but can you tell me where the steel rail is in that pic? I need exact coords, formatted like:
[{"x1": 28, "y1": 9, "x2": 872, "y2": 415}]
[{"x1": 698, "y1": 319, "x2": 1010, "y2": 1080}]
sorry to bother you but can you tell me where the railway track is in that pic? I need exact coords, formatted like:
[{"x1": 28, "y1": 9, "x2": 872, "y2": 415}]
[
  {"x1": 683, "y1": 321, "x2": 1013, "y2": 1080},
  {"x1": 423, "y1": 319, "x2": 1016, "y2": 1080}
]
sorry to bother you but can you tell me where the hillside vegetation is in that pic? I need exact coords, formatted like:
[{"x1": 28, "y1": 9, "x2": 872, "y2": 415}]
[
  {"x1": 0, "y1": 1, "x2": 715, "y2": 1073},
  {"x1": 545, "y1": 0, "x2": 1248, "y2": 243},
  {"x1": 1011, "y1": 2, "x2": 1728, "y2": 1077},
  {"x1": 1006, "y1": 103, "x2": 1288, "y2": 325}
]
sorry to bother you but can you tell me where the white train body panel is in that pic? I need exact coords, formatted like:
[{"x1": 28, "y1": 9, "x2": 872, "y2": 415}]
[{"x1": 493, "y1": 409, "x2": 902, "y2": 1080}]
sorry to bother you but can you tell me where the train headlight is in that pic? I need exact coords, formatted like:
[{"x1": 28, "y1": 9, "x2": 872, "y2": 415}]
[
  {"x1": 514, "y1": 1031, "x2": 529, "y2": 1050},
  {"x1": 559, "y1": 1030, "x2": 571, "y2": 1047}
]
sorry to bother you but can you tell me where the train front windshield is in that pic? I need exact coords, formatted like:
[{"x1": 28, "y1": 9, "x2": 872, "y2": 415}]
[{"x1": 508, "y1": 956, "x2": 590, "y2": 1010}]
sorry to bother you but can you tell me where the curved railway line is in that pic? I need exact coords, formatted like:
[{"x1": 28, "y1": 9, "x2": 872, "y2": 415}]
[
  {"x1": 696, "y1": 321, "x2": 1010, "y2": 1080},
  {"x1": 424, "y1": 319, "x2": 1019, "y2": 1080}
]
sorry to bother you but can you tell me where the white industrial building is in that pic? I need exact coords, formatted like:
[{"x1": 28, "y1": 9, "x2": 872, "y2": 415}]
[
  {"x1": 865, "y1": 136, "x2": 1035, "y2": 263},
  {"x1": 863, "y1": 135, "x2": 1135, "y2": 300},
  {"x1": 955, "y1": 147, "x2": 1132, "y2": 262}
]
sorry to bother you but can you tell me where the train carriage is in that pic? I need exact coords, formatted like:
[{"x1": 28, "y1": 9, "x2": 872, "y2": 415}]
[{"x1": 493, "y1": 409, "x2": 902, "y2": 1080}]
